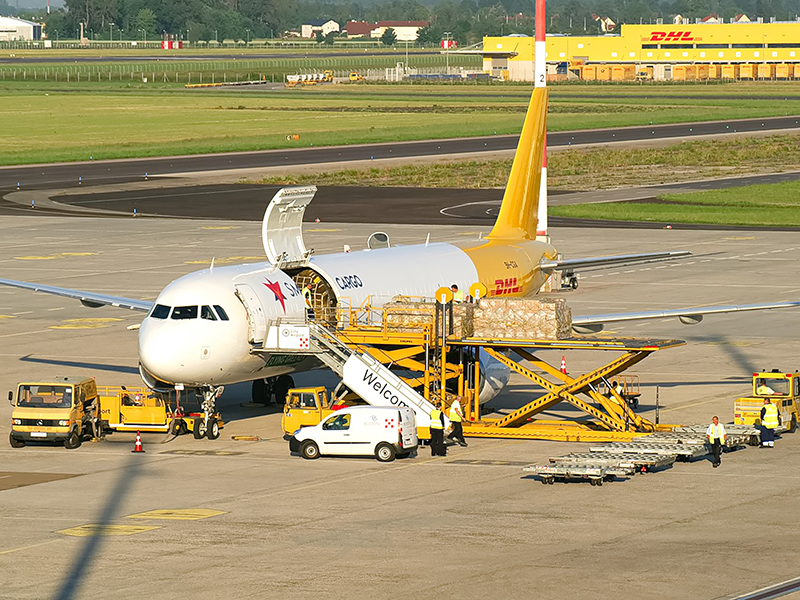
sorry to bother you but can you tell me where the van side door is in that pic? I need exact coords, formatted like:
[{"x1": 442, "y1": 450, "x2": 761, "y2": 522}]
[{"x1": 317, "y1": 412, "x2": 357, "y2": 455}]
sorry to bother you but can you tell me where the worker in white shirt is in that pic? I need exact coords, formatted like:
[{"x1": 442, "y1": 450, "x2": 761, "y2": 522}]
[
  {"x1": 446, "y1": 396, "x2": 468, "y2": 447},
  {"x1": 706, "y1": 415, "x2": 727, "y2": 468}
]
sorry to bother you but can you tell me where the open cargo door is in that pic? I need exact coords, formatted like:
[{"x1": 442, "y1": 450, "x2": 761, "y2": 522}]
[{"x1": 262, "y1": 186, "x2": 317, "y2": 269}]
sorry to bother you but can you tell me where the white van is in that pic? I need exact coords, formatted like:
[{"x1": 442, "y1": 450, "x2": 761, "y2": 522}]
[{"x1": 289, "y1": 406, "x2": 418, "y2": 462}]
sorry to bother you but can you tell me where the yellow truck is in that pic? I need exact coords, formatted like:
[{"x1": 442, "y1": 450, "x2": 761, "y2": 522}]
[
  {"x1": 281, "y1": 386, "x2": 358, "y2": 437},
  {"x1": 734, "y1": 370, "x2": 800, "y2": 434},
  {"x1": 9, "y1": 377, "x2": 100, "y2": 449},
  {"x1": 349, "y1": 71, "x2": 364, "y2": 82},
  {"x1": 9, "y1": 378, "x2": 223, "y2": 448}
]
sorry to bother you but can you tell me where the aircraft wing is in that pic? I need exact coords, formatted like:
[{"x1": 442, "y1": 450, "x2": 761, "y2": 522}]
[
  {"x1": 540, "y1": 250, "x2": 691, "y2": 272},
  {"x1": 0, "y1": 277, "x2": 153, "y2": 312},
  {"x1": 572, "y1": 301, "x2": 800, "y2": 333}
]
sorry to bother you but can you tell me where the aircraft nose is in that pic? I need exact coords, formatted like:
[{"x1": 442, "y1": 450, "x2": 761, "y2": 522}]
[{"x1": 138, "y1": 321, "x2": 188, "y2": 385}]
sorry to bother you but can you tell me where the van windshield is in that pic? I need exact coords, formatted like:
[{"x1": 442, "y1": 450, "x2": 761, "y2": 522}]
[{"x1": 17, "y1": 385, "x2": 73, "y2": 408}]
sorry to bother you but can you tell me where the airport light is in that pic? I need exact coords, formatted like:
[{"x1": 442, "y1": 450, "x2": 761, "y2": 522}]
[
  {"x1": 214, "y1": 29, "x2": 218, "y2": 42},
  {"x1": 246, "y1": 29, "x2": 251, "y2": 44},
  {"x1": 109, "y1": 22, "x2": 114, "y2": 42}
]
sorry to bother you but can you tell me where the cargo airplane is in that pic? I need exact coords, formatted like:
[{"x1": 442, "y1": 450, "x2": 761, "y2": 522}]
[{"x1": 2, "y1": 87, "x2": 799, "y2": 415}]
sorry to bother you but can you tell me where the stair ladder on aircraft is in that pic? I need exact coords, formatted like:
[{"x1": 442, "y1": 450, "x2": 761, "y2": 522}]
[{"x1": 308, "y1": 323, "x2": 440, "y2": 429}]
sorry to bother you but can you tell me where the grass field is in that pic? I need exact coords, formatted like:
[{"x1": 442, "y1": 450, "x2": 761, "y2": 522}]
[
  {"x1": 549, "y1": 180, "x2": 800, "y2": 227},
  {"x1": 2, "y1": 80, "x2": 800, "y2": 165},
  {"x1": 256, "y1": 133, "x2": 800, "y2": 190}
]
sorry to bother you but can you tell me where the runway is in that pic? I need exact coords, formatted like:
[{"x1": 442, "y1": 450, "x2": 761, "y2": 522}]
[{"x1": 2, "y1": 114, "x2": 799, "y2": 194}]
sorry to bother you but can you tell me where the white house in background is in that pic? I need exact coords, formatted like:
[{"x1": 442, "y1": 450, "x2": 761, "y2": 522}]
[
  {"x1": 0, "y1": 15, "x2": 42, "y2": 41},
  {"x1": 301, "y1": 19, "x2": 340, "y2": 39},
  {"x1": 370, "y1": 21, "x2": 429, "y2": 42}
]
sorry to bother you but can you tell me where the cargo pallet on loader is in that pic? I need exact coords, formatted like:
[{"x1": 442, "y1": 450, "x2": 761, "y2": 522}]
[{"x1": 276, "y1": 294, "x2": 692, "y2": 443}]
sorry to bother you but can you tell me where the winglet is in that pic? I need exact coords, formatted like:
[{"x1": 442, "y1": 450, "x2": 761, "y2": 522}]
[{"x1": 487, "y1": 87, "x2": 549, "y2": 240}]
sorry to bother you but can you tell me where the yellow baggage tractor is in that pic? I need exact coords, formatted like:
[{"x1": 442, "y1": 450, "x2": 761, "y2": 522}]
[
  {"x1": 734, "y1": 370, "x2": 800, "y2": 434},
  {"x1": 97, "y1": 385, "x2": 224, "y2": 440}
]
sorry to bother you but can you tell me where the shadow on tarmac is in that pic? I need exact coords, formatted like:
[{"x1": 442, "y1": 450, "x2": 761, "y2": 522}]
[
  {"x1": 53, "y1": 457, "x2": 142, "y2": 600},
  {"x1": 20, "y1": 355, "x2": 139, "y2": 375}
]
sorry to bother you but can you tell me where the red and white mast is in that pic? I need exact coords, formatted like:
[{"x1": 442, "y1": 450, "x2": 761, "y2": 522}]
[{"x1": 534, "y1": 0, "x2": 548, "y2": 239}]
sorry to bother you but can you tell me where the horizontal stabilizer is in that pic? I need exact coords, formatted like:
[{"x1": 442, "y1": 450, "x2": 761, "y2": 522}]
[
  {"x1": 572, "y1": 300, "x2": 800, "y2": 333},
  {"x1": 541, "y1": 250, "x2": 691, "y2": 272},
  {"x1": 0, "y1": 278, "x2": 152, "y2": 312}
]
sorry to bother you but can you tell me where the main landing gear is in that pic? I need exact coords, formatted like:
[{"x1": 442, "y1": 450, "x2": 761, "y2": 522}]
[{"x1": 251, "y1": 375, "x2": 295, "y2": 406}]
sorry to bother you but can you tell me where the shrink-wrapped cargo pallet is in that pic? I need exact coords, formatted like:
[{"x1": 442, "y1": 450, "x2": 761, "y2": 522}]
[
  {"x1": 382, "y1": 297, "x2": 571, "y2": 340},
  {"x1": 472, "y1": 298, "x2": 572, "y2": 340},
  {"x1": 384, "y1": 301, "x2": 475, "y2": 337}
]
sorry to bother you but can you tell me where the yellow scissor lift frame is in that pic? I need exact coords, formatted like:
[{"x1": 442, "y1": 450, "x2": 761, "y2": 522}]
[{"x1": 328, "y1": 299, "x2": 684, "y2": 443}]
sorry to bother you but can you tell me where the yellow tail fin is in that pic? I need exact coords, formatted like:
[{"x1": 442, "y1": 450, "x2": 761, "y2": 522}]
[{"x1": 487, "y1": 87, "x2": 549, "y2": 240}]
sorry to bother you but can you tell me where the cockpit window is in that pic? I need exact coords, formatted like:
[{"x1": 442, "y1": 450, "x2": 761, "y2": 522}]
[
  {"x1": 150, "y1": 304, "x2": 170, "y2": 319},
  {"x1": 201, "y1": 305, "x2": 217, "y2": 321},
  {"x1": 171, "y1": 306, "x2": 198, "y2": 320},
  {"x1": 213, "y1": 305, "x2": 230, "y2": 321}
]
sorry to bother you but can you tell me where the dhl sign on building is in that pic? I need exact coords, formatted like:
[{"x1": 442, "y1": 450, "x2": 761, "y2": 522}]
[{"x1": 481, "y1": 22, "x2": 800, "y2": 81}]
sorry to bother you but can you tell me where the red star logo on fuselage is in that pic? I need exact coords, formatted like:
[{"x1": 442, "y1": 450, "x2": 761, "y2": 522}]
[{"x1": 264, "y1": 279, "x2": 286, "y2": 313}]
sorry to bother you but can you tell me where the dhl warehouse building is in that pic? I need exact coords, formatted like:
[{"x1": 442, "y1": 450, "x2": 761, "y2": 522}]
[{"x1": 480, "y1": 22, "x2": 800, "y2": 81}]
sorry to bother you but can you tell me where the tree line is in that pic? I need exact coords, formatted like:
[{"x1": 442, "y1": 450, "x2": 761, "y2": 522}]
[{"x1": 12, "y1": 0, "x2": 800, "y2": 45}]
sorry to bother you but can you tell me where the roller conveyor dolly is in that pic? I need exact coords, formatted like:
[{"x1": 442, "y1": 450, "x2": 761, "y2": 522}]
[
  {"x1": 589, "y1": 441, "x2": 710, "y2": 459},
  {"x1": 525, "y1": 462, "x2": 635, "y2": 486},
  {"x1": 549, "y1": 452, "x2": 676, "y2": 470}
]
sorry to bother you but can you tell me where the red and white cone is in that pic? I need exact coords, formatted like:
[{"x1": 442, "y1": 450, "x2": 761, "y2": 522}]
[
  {"x1": 560, "y1": 355, "x2": 567, "y2": 375},
  {"x1": 131, "y1": 430, "x2": 145, "y2": 453}
]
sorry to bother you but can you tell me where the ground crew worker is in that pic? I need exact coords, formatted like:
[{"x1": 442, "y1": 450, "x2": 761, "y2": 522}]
[
  {"x1": 760, "y1": 398, "x2": 780, "y2": 448},
  {"x1": 756, "y1": 379, "x2": 778, "y2": 395},
  {"x1": 446, "y1": 396, "x2": 468, "y2": 447},
  {"x1": 429, "y1": 401, "x2": 446, "y2": 457},
  {"x1": 706, "y1": 415, "x2": 727, "y2": 468},
  {"x1": 450, "y1": 284, "x2": 464, "y2": 303},
  {"x1": 302, "y1": 283, "x2": 314, "y2": 320}
]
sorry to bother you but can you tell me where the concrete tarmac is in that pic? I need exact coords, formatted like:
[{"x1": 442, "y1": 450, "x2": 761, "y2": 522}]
[{"x1": 1, "y1": 213, "x2": 799, "y2": 599}]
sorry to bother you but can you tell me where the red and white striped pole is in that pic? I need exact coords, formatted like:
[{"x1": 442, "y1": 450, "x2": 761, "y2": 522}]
[{"x1": 535, "y1": 0, "x2": 548, "y2": 239}]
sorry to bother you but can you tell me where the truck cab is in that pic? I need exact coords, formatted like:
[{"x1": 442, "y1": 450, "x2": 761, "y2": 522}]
[
  {"x1": 734, "y1": 370, "x2": 800, "y2": 433},
  {"x1": 9, "y1": 377, "x2": 98, "y2": 449},
  {"x1": 282, "y1": 387, "x2": 337, "y2": 437}
]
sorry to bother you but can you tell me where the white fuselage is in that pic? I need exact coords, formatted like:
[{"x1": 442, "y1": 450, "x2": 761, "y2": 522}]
[{"x1": 138, "y1": 242, "x2": 487, "y2": 389}]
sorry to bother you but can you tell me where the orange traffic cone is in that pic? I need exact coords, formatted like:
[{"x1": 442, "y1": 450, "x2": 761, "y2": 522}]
[
  {"x1": 131, "y1": 430, "x2": 145, "y2": 453},
  {"x1": 560, "y1": 355, "x2": 567, "y2": 375}
]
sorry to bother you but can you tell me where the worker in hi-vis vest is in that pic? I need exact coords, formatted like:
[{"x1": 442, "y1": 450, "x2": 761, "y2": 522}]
[
  {"x1": 429, "y1": 401, "x2": 446, "y2": 457},
  {"x1": 760, "y1": 398, "x2": 780, "y2": 448},
  {"x1": 446, "y1": 396, "x2": 468, "y2": 447},
  {"x1": 450, "y1": 284, "x2": 464, "y2": 303},
  {"x1": 706, "y1": 416, "x2": 727, "y2": 468},
  {"x1": 302, "y1": 283, "x2": 314, "y2": 320}
]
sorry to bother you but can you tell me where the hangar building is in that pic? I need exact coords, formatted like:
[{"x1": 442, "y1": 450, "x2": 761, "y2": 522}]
[
  {"x1": 0, "y1": 15, "x2": 42, "y2": 41},
  {"x1": 481, "y1": 22, "x2": 800, "y2": 81}
]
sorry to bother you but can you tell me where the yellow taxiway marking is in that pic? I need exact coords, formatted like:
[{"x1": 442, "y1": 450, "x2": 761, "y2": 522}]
[
  {"x1": 126, "y1": 508, "x2": 227, "y2": 521},
  {"x1": 14, "y1": 252, "x2": 97, "y2": 261},
  {"x1": 0, "y1": 315, "x2": 15, "y2": 319},
  {"x1": 722, "y1": 236, "x2": 756, "y2": 241},
  {"x1": 200, "y1": 226, "x2": 238, "y2": 230},
  {"x1": 0, "y1": 539, "x2": 60, "y2": 555},
  {"x1": 305, "y1": 228, "x2": 341, "y2": 232},
  {"x1": 51, "y1": 318, "x2": 123, "y2": 330},
  {"x1": 185, "y1": 256, "x2": 262, "y2": 265},
  {"x1": 57, "y1": 524, "x2": 159, "y2": 537}
]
